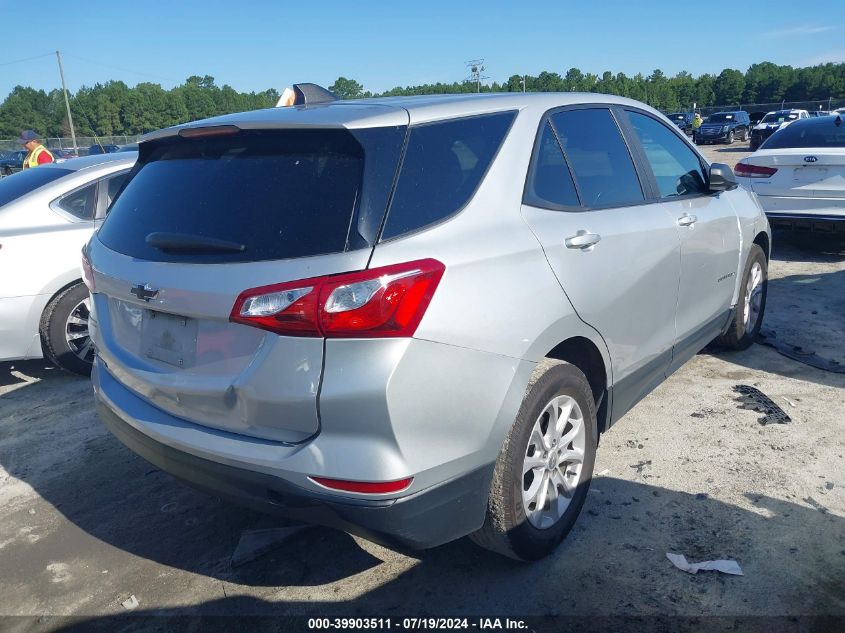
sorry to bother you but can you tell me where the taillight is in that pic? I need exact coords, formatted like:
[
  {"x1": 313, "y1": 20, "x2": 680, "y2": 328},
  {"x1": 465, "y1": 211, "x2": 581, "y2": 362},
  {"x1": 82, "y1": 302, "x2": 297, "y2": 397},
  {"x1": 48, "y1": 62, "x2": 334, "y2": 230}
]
[
  {"x1": 310, "y1": 476, "x2": 413, "y2": 494},
  {"x1": 230, "y1": 259, "x2": 445, "y2": 338},
  {"x1": 81, "y1": 250, "x2": 95, "y2": 292},
  {"x1": 735, "y1": 162, "x2": 777, "y2": 179}
]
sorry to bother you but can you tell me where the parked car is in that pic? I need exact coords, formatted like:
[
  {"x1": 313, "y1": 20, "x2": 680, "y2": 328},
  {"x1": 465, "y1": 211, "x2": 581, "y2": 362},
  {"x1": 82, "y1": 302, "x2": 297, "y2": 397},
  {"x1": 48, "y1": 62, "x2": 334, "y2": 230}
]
[
  {"x1": 748, "y1": 111, "x2": 767, "y2": 127},
  {"x1": 0, "y1": 149, "x2": 27, "y2": 176},
  {"x1": 49, "y1": 148, "x2": 78, "y2": 163},
  {"x1": 87, "y1": 89, "x2": 770, "y2": 560},
  {"x1": 118, "y1": 143, "x2": 139, "y2": 152},
  {"x1": 666, "y1": 112, "x2": 694, "y2": 135},
  {"x1": 0, "y1": 153, "x2": 136, "y2": 374},
  {"x1": 749, "y1": 109, "x2": 809, "y2": 151},
  {"x1": 695, "y1": 110, "x2": 751, "y2": 144},
  {"x1": 88, "y1": 143, "x2": 121, "y2": 155},
  {"x1": 736, "y1": 114, "x2": 845, "y2": 231}
]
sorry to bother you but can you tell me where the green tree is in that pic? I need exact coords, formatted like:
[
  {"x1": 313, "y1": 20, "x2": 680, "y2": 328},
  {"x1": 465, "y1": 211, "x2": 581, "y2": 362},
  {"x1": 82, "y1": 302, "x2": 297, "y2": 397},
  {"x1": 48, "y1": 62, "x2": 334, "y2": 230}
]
[
  {"x1": 714, "y1": 69, "x2": 745, "y2": 106},
  {"x1": 329, "y1": 77, "x2": 364, "y2": 99}
]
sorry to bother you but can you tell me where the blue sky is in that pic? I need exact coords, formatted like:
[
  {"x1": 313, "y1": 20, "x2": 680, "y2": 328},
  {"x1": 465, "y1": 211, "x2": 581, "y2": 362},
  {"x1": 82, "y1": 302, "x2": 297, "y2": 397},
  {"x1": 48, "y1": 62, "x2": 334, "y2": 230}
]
[{"x1": 2, "y1": 0, "x2": 843, "y2": 99}]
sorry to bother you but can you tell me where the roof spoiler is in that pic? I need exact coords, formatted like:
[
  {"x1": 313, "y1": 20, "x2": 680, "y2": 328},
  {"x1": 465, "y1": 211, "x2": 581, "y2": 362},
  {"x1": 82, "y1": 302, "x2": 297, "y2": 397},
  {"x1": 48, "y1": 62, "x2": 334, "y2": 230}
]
[{"x1": 275, "y1": 83, "x2": 338, "y2": 107}]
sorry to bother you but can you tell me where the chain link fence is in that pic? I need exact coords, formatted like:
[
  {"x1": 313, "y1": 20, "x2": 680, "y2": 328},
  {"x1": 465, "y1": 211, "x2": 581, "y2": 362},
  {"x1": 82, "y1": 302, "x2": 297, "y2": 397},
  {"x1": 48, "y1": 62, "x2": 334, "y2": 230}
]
[
  {"x1": 0, "y1": 135, "x2": 142, "y2": 154},
  {"x1": 697, "y1": 98, "x2": 845, "y2": 116}
]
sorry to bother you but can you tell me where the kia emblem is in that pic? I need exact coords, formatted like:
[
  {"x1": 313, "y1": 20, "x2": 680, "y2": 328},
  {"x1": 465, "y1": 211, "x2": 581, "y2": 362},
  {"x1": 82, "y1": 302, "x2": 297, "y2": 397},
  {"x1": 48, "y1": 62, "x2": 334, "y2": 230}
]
[{"x1": 804, "y1": 156, "x2": 818, "y2": 163}]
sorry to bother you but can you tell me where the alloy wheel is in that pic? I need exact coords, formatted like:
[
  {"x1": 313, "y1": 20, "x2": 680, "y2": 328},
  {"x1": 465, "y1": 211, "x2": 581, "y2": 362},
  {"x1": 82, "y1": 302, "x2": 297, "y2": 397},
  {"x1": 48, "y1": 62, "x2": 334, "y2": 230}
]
[
  {"x1": 521, "y1": 395, "x2": 585, "y2": 529},
  {"x1": 743, "y1": 261, "x2": 764, "y2": 333},
  {"x1": 65, "y1": 297, "x2": 94, "y2": 362}
]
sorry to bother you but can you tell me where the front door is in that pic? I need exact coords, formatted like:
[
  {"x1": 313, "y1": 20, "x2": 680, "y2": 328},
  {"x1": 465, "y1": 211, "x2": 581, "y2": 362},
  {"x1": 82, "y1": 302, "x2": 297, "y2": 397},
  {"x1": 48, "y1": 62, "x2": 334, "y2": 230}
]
[{"x1": 622, "y1": 109, "x2": 741, "y2": 372}]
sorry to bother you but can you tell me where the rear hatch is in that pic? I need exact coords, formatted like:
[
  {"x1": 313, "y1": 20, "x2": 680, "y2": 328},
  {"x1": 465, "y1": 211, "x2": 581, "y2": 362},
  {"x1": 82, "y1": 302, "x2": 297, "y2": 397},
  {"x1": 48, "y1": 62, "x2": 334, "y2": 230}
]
[
  {"x1": 88, "y1": 120, "x2": 406, "y2": 443},
  {"x1": 743, "y1": 148, "x2": 845, "y2": 199}
]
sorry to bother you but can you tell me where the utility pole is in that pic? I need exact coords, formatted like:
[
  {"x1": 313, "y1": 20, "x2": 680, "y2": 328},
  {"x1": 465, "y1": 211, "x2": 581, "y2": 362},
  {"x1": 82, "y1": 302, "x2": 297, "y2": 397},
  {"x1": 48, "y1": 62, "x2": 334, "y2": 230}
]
[
  {"x1": 55, "y1": 51, "x2": 78, "y2": 155},
  {"x1": 465, "y1": 59, "x2": 488, "y2": 93},
  {"x1": 521, "y1": 75, "x2": 526, "y2": 92}
]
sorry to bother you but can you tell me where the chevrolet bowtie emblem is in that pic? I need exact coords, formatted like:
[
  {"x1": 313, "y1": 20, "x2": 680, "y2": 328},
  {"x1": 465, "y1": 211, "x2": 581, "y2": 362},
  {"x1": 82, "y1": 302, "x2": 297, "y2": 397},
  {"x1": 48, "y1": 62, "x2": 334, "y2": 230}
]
[{"x1": 130, "y1": 283, "x2": 159, "y2": 302}]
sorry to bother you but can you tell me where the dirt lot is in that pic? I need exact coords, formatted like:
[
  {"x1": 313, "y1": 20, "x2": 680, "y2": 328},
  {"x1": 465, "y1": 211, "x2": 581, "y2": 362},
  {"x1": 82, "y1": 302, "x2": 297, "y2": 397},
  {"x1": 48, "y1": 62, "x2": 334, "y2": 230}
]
[{"x1": 1, "y1": 149, "x2": 844, "y2": 629}]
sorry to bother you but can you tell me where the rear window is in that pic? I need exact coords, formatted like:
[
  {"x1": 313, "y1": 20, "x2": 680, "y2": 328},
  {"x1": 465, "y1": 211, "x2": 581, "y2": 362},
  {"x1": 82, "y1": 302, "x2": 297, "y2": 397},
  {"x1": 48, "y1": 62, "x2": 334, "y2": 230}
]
[
  {"x1": 762, "y1": 118, "x2": 845, "y2": 149},
  {"x1": 0, "y1": 167, "x2": 71, "y2": 208},
  {"x1": 98, "y1": 129, "x2": 366, "y2": 263},
  {"x1": 381, "y1": 111, "x2": 515, "y2": 239}
]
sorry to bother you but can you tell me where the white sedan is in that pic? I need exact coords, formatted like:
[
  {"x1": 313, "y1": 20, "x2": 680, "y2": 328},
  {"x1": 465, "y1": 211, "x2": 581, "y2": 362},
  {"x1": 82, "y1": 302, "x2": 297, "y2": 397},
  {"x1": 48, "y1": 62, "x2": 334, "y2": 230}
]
[
  {"x1": 0, "y1": 152, "x2": 136, "y2": 374},
  {"x1": 735, "y1": 115, "x2": 845, "y2": 229}
]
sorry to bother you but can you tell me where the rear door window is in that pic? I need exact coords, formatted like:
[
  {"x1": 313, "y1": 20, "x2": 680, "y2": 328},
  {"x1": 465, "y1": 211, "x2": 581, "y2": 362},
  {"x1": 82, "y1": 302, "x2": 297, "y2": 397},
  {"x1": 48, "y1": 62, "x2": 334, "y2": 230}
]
[
  {"x1": 550, "y1": 108, "x2": 644, "y2": 207},
  {"x1": 524, "y1": 121, "x2": 580, "y2": 208},
  {"x1": 627, "y1": 112, "x2": 708, "y2": 198},
  {"x1": 381, "y1": 111, "x2": 515, "y2": 239},
  {"x1": 57, "y1": 182, "x2": 97, "y2": 220},
  {"x1": 98, "y1": 129, "x2": 366, "y2": 263},
  {"x1": 96, "y1": 171, "x2": 129, "y2": 218}
]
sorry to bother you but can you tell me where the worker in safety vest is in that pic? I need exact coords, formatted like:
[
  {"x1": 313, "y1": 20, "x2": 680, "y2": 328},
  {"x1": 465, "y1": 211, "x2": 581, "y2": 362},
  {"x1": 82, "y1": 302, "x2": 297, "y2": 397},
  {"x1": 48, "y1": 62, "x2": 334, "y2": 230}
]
[
  {"x1": 691, "y1": 113, "x2": 703, "y2": 144},
  {"x1": 18, "y1": 130, "x2": 54, "y2": 169}
]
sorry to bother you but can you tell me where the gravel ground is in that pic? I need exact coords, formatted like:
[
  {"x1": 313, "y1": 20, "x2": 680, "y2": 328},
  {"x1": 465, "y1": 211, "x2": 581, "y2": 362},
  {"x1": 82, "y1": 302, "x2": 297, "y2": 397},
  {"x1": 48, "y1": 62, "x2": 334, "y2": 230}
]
[{"x1": 0, "y1": 166, "x2": 843, "y2": 629}]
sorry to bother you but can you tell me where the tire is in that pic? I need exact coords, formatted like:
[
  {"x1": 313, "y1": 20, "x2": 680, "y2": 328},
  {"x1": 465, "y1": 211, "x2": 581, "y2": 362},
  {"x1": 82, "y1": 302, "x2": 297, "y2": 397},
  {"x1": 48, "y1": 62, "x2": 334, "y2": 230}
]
[
  {"x1": 470, "y1": 360, "x2": 597, "y2": 561},
  {"x1": 39, "y1": 282, "x2": 95, "y2": 375},
  {"x1": 716, "y1": 244, "x2": 767, "y2": 350},
  {"x1": 725, "y1": 130, "x2": 735, "y2": 145}
]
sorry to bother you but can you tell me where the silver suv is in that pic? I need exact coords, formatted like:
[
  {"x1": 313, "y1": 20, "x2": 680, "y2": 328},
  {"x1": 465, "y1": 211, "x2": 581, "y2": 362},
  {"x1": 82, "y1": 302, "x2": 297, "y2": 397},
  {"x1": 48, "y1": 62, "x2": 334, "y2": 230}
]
[{"x1": 87, "y1": 88, "x2": 770, "y2": 560}]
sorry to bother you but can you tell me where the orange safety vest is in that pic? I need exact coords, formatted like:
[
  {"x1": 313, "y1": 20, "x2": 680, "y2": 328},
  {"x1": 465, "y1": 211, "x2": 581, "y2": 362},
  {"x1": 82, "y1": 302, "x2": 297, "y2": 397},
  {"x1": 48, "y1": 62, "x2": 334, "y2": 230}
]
[{"x1": 23, "y1": 144, "x2": 54, "y2": 169}]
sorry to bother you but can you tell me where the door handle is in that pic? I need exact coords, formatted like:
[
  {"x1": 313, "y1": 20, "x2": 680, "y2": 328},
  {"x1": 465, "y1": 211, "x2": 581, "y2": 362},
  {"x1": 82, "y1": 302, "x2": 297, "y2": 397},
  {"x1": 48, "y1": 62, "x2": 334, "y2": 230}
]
[
  {"x1": 565, "y1": 231, "x2": 602, "y2": 250},
  {"x1": 677, "y1": 214, "x2": 698, "y2": 227}
]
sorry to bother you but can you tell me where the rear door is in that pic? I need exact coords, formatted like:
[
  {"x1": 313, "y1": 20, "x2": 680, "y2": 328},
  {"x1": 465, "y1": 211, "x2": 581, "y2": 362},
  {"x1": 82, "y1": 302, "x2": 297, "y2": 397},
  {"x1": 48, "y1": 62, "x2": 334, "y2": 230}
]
[
  {"x1": 89, "y1": 126, "x2": 405, "y2": 443},
  {"x1": 521, "y1": 106, "x2": 681, "y2": 420},
  {"x1": 622, "y1": 109, "x2": 740, "y2": 370}
]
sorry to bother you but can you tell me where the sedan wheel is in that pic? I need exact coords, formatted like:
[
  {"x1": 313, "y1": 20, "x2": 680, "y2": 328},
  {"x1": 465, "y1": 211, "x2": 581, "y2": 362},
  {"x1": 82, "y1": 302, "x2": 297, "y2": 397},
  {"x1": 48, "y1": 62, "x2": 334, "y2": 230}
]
[
  {"x1": 65, "y1": 297, "x2": 94, "y2": 363},
  {"x1": 40, "y1": 282, "x2": 96, "y2": 375}
]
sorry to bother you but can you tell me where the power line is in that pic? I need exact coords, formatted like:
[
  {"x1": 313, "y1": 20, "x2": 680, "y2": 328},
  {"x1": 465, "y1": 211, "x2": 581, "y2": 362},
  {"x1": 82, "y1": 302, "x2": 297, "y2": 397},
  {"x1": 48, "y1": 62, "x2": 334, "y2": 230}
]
[
  {"x1": 0, "y1": 52, "x2": 54, "y2": 68},
  {"x1": 62, "y1": 53, "x2": 178, "y2": 83}
]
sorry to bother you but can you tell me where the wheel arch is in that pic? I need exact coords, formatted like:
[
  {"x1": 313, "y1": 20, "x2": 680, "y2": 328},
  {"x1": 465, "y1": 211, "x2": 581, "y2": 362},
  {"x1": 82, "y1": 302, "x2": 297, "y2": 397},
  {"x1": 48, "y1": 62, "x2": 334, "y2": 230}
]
[
  {"x1": 545, "y1": 336, "x2": 610, "y2": 435},
  {"x1": 753, "y1": 231, "x2": 770, "y2": 261}
]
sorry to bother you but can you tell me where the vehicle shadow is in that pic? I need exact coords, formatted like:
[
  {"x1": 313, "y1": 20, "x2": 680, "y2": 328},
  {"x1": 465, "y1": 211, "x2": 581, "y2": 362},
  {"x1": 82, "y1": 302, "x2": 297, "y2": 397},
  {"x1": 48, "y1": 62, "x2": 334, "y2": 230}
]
[
  {"x1": 22, "y1": 477, "x2": 845, "y2": 625},
  {"x1": 0, "y1": 359, "x2": 67, "y2": 389},
  {"x1": 711, "y1": 146, "x2": 753, "y2": 153},
  {"x1": 771, "y1": 230, "x2": 845, "y2": 264},
  {"x1": 709, "y1": 231, "x2": 845, "y2": 387},
  {"x1": 1, "y1": 365, "x2": 843, "y2": 619}
]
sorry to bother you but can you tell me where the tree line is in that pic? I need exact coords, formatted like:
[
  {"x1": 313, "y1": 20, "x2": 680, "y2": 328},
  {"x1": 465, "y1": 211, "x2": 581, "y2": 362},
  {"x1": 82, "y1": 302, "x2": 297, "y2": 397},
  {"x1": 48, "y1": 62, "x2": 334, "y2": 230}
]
[
  {"x1": 2, "y1": 62, "x2": 844, "y2": 139},
  {"x1": 332, "y1": 62, "x2": 845, "y2": 110},
  {"x1": 0, "y1": 75, "x2": 279, "y2": 139}
]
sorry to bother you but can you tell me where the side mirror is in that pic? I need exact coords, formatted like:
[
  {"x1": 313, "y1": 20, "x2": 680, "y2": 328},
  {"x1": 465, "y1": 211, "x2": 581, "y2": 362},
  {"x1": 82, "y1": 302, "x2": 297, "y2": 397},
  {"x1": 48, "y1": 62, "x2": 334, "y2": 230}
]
[{"x1": 709, "y1": 163, "x2": 738, "y2": 192}]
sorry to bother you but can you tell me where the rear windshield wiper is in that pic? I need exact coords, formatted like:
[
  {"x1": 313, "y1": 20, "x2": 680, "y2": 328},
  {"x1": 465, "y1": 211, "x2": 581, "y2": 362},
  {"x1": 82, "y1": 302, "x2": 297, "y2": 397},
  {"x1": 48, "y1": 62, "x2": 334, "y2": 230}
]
[{"x1": 146, "y1": 232, "x2": 246, "y2": 253}]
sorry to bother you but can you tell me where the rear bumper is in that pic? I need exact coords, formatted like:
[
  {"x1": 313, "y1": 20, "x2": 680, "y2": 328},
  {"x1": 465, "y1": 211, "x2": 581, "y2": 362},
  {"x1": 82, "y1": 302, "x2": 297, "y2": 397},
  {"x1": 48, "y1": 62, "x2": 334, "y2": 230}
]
[
  {"x1": 756, "y1": 195, "x2": 845, "y2": 220},
  {"x1": 100, "y1": 399, "x2": 493, "y2": 550},
  {"x1": 95, "y1": 375, "x2": 494, "y2": 550},
  {"x1": 0, "y1": 294, "x2": 46, "y2": 361}
]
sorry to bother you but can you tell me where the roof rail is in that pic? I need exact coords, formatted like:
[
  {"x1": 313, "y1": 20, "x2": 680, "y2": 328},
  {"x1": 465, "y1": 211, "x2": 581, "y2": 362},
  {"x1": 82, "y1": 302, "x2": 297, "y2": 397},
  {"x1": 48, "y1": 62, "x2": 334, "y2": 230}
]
[{"x1": 292, "y1": 83, "x2": 338, "y2": 106}]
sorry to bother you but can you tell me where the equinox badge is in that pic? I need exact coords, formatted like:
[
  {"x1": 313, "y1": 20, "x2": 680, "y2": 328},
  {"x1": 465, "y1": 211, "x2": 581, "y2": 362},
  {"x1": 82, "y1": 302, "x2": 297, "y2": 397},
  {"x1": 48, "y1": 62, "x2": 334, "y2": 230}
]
[{"x1": 130, "y1": 283, "x2": 159, "y2": 302}]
